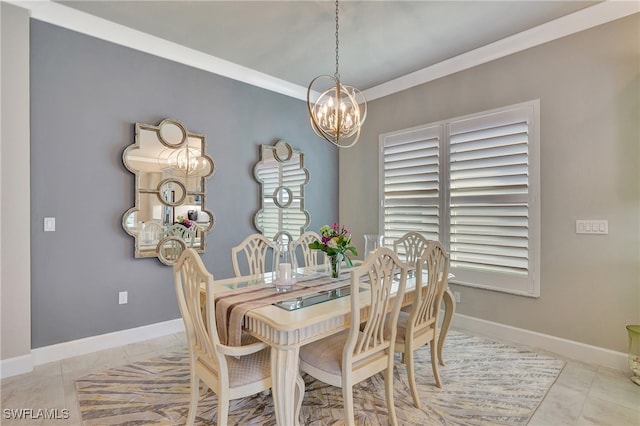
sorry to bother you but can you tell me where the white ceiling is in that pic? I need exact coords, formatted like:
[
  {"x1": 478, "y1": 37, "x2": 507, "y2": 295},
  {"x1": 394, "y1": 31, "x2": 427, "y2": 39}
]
[{"x1": 20, "y1": 1, "x2": 635, "y2": 100}]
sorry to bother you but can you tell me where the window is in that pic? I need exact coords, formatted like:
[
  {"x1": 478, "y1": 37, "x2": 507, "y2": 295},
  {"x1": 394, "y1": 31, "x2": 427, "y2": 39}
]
[{"x1": 380, "y1": 101, "x2": 540, "y2": 297}]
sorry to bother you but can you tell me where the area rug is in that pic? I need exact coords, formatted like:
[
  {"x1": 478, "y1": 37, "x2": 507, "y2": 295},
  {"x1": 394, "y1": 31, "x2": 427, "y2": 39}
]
[{"x1": 76, "y1": 331, "x2": 564, "y2": 425}]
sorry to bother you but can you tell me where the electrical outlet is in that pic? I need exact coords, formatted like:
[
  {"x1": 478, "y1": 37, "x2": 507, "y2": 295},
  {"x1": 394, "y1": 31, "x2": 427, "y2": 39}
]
[
  {"x1": 118, "y1": 291, "x2": 128, "y2": 305},
  {"x1": 454, "y1": 291, "x2": 461, "y2": 304},
  {"x1": 44, "y1": 217, "x2": 56, "y2": 232}
]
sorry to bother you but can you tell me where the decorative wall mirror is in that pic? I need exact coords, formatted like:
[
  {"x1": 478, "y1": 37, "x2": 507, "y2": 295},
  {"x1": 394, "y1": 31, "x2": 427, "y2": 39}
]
[
  {"x1": 122, "y1": 118, "x2": 215, "y2": 265},
  {"x1": 254, "y1": 140, "x2": 310, "y2": 242}
]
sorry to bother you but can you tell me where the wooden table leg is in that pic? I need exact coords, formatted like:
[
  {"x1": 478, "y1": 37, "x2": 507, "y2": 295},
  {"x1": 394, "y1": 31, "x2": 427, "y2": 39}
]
[
  {"x1": 271, "y1": 346, "x2": 302, "y2": 426},
  {"x1": 438, "y1": 287, "x2": 456, "y2": 366}
]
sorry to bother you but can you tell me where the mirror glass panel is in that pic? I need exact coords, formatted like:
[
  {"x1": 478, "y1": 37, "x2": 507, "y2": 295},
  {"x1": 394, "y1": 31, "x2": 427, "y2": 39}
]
[
  {"x1": 254, "y1": 140, "x2": 309, "y2": 241},
  {"x1": 122, "y1": 118, "x2": 215, "y2": 265}
]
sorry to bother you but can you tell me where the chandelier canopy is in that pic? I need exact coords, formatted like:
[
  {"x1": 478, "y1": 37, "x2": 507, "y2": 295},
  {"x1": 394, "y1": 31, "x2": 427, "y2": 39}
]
[{"x1": 307, "y1": 0, "x2": 367, "y2": 149}]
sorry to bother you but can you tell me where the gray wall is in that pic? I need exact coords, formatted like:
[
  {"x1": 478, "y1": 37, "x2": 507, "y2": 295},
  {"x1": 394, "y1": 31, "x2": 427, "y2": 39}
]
[
  {"x1": 30, "y1": 20, "x2": 338, "y2": 348},
  {"x1": 340, "y1": 15, "x2": 640, "y2": 353}
]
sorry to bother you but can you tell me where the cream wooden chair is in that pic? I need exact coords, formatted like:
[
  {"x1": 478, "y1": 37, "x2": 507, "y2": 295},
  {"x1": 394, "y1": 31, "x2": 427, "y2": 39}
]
[
  {"x1": 392, "y1": 231, "x2": 431, "y2": 265},
  {"x1": 391, "y1": 240, "x2": 449, "y2": 408},
  {"x1": 174, "y1": 248, "x2": 304, "y2": 425},
  {"x1": 299, "y1": 247, "x2": 408, "y2": 426},
  {"x1": 231, "y1": 233, "x2": 274, "y2": 277},
  {"x1": 166, "y1": 223, "x2": 197, "y2": 247},
  {"x1": 295, "y1": 230, "x2": 328, "y2": 268}
]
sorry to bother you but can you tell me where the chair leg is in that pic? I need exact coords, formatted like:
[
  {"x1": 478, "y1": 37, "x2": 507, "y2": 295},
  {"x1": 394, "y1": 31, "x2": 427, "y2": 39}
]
[
  {"x1": 405, "y1": 348, "x2": 421, "y2": 409},
  {"x1": 385, "y1": 363, "x2": 398, "y2": 426},
  {"x1": 343, "y1": 384, "x2": 355, "y2": 426},
  {"x1": 217, "y1": 395, "x2": 229, "y2": 426},
  {"x1": 187, "y1": 373, "x2": 199, "y2": 425},
  {"x1": 431, "y1": 340, "x2": 442, "y2": 388}
]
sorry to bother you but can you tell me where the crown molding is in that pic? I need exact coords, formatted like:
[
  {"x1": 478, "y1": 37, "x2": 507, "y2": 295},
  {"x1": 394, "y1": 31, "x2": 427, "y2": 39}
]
[
  {"x1": 363, "y1": 0, "x2": 640, "y2": 101},
  {"x1": 8, "y1": 0, "x2": 309, "y2": 101},
  {"x1": 7, "y1": 1, "x2": 639, "y2": 102}
]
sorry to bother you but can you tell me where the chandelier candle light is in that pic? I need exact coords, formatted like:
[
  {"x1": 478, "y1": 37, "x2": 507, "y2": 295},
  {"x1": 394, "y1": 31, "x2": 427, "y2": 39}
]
[{"x1": 307, "y1": 0, "x2": 367, "y2": 148}]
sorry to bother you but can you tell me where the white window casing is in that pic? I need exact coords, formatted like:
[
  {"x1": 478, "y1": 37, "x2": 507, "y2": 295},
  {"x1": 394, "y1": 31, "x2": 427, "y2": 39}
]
[{"x1": 379, "y1": 100, "x2": 540, "y2": 297}]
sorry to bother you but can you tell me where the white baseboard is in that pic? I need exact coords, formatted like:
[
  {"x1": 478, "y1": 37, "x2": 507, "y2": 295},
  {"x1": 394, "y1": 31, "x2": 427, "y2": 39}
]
[
  {"x1": 452, "y1": 314, "x2": 628, "y2": 372},
  {"x1": 2, "y1": 319, "x2": 184, "y2": 379},
  {"x1": 0, "y1": 353, "x2": 34, "y2": 380},
  {"x1": 1, "y1": 314, "x2": 629, "y2": 380},
  {"x1": 29, "y1": 318, "x2": 185, "y2": 367}
]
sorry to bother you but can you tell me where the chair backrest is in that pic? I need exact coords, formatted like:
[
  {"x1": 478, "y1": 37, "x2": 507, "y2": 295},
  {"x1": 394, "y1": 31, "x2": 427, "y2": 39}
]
[
  {"x1": 295, "y1": 231, "x2": 327, "y2": 268},
  {"x1": 346, "y1": 247, "x2": 408, "y2": 367},
  {"x1": 231, "y1": 233, "x2": 275, "y2": 277},
  {"x1": 173, "y1": 248, "x2": 226, "y2": 374},
  {"x1": 408, "y1": 241, "x2": 450, "y2": 336},
  {"x1": 140, "y1": 221, "x2": 165, "y2": 243},
  {"x1": 393, "y1": 231, "x2": 431, "y2": 265},
  {"x1": 166, "y1": 223, "x2": 197, "y2": 247}
]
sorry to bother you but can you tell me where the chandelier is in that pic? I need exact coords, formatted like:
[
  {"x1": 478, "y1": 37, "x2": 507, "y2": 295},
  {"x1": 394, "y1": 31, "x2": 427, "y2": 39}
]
[
  {"x1": 158, "y1": 146, "x2": 210, "y2": 177},
  {"x1": 307, "y1": 0, "x2": 367, "y2": 149}
]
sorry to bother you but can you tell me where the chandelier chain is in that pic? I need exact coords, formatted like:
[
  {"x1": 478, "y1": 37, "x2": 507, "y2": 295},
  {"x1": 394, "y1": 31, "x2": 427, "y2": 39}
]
[{"x1": 334, "y1": 0, "x2": 340, "y2": 79}]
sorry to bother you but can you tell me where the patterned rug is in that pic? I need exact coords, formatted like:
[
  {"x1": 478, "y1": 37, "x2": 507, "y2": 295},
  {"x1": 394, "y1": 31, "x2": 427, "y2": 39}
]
[{"x1": 76, "y1": 331, "x2": 564, "y2": 425}]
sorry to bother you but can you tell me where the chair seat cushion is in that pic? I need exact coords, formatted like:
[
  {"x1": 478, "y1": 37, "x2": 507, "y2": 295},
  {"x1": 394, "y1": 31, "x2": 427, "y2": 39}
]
[
  {"x1": 226, "y1": 347, "x2": 271, "y2": 388},
  {"x1": 299, "y1": 329, "x2": 350, "y2": 376},
  {"x1": 198, "y1": 345, "x2": 270, "y2": 389}
]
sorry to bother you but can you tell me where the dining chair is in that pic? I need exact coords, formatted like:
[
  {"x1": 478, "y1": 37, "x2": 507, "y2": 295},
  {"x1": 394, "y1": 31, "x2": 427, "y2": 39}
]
[
  {"x1": 174, "y1": 248, "x2": 304, "y2": 425},
  {"x1": 299, "y1": 247, "x2": 408, "y2": 426},
  {"x1": 231, "y1": 233, "x2": 275, "y2": 277},
  {"x1": 391, "y1": 240, "x2": 449, "y2": 408},
  {"x1": 294, "y1": 230, "x2": 327, "y2": 268},
  {"x1": 392, "y1": 231, "x2": 431, "y2": 265},
  {"x1": 165, "y1": 223, "x2": 197, "y2": 247}
]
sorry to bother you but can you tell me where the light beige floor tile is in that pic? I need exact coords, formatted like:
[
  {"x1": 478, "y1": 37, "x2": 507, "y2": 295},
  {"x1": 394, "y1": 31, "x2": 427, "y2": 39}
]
[
  {"x1": 529, "y1": 380, "x2": 586, "y2": 426},
  {"x1": 587, "y1": 366, "x2": 640, "y2": 411},
  {"x1": 577, "y1": 393, "x2": 640, "y2": 426},
  {"x1": 60, "y1": 346, "x2": 129, "y2": 381},
  {"x1": 62, "y1": 367, "x2": 82, "y2": 425},
  {"x1": 123, "y1": 334, "x2": 186, "y2": 364},
  {"x1": 555, "y1": 359, "x2": 598, "y2": 391},
  {"x1": 1, "y1": 362, "x2": 69, "y2": 425}
]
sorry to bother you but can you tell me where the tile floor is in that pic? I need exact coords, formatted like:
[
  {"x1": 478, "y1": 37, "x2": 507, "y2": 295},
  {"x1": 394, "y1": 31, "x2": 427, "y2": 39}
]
[{"x1": 1, "y1": 329, "x2": 639, "y2": 425}]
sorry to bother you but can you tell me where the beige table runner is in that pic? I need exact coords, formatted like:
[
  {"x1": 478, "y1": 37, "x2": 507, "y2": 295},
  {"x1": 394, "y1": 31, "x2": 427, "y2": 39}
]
[{"x1": 214, "y1": 270, "x2": 352, "y2": 346}]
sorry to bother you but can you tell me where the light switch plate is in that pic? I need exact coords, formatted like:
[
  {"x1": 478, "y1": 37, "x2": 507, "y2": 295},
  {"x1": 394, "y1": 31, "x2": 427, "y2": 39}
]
[{"x1": 576, "y1": 219, "x2": 608, "y2": 234}]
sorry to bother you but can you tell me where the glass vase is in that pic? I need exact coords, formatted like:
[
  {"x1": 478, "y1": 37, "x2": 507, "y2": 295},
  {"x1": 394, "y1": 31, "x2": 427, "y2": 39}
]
[
  {"x1": 273, "y1": 240, "x2": 297, "y2": 292},
  {"x1": 364, "y1": 234, "x2": 384, "y2": 257},
  {"x1": 329, "y1": 254, "x2": 343, "y2": 279},
  {"x1": 626, "y1": 325, "x2": 640, "y2": 386}
]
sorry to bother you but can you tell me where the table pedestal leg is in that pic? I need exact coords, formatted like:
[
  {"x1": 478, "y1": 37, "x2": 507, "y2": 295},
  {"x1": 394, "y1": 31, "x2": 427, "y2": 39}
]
[
  {"x1": 438, "y1": 287, "x2": 456, "y2": 366},
  {"x1": 271, "y1": 346, "x2": 303, "y2": 426}
]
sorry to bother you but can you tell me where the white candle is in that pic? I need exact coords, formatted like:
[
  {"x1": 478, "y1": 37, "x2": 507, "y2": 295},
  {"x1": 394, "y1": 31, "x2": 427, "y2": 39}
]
[{"x1": 279, "y1": 263, "x2": 292, "y2": 283}]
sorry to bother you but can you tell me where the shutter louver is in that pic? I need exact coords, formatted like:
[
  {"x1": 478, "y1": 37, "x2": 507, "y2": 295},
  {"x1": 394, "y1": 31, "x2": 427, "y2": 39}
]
[
  {"x1": 449, "y1": 108, "x2": 531, "y2": 278},
  {"x1": 382, "y1": 126, "x2": 442, "y2": 246}
]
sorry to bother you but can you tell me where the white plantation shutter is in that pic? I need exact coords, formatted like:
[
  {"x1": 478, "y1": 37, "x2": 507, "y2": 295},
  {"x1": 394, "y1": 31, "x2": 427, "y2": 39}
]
[
  {"x1": 381, "y1": 125, "x2": 443, "y2": 249},
  {"x1": 448, "y1": 105, "x2": 537, "y2": 295},
  {"x1": 380, "y1": 101, "x2": 539, "y2": 297}
]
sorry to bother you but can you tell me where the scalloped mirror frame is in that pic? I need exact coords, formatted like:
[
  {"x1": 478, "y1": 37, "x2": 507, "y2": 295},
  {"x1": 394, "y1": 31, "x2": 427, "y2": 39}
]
[
  {"x1": 253, "y1": 140, "x2": 310, "y2": 242},
  {"x1": 122, "y1": 118, "x2": 216, "y2": 265}
]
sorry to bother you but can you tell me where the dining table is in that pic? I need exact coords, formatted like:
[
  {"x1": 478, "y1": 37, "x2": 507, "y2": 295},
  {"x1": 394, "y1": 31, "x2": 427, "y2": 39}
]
[{"x1": 205, "y1": 263, "x2": 456, "y2": 426}]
